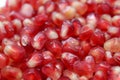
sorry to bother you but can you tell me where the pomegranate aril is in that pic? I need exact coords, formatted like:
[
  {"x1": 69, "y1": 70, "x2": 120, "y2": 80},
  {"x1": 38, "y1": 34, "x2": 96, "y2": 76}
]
[
  {"x1": 95, "y1": 3, "x2": 112, "y2": 15},
  {"x1": 62, "y1": 37, "x2": 80, "y2": 54},
  {"x1": 72, "y1": 19, "x2": 82, "y2": 36},
  {"x1": 45, "y1": 1, "x2": 55, "y2": 13},
  {"x1": 63, "y1": 70, "x2": 80, "y2": 80},
  {"x1": 34, "y1": 14, "x2": 48, "y2": 26},
  {"x1": 89, "y1": 47, "x2": 105, "y2": 63},
  {"x1": 113, "y1": 52, "x2": 120, "y2": 64},
  {"x1": 104, "y1": 38, "x2": 120, "y2": 52},
  {"x1": 73, "y1": 60, "x2": 94, "y2": 78},
  {"x1": 0, "y1": 53, "x2": 9, "y2": 68},
  {"x1": 105, "y1": 51, "x2": 117, "y2": 65},
  {"x1": 80, "y1": 41, "x2": 91, "y2": 54},
  {"x1": 79, "y1": 25, "x2": 93, "y2": 40},
  {"x1": 45, "y1": 40, "x2": 62, "y2": 58},
  {"x1": 61, "y1": 52, "x2": 79, "y2": 69},
  {"x1": 112, "y1": 15, "x2": 120, "y2": 27},
  {"x1": 90, "y1": 29, "x2": 105, "y2": 46},
  {"x1": 86, "y1": 13, "x2": 97, "y2": 27},
  {"x1": 4, "y1": 44, "x2": 25, "y2": 62},
  {"x1": 31, "y1": 32, "x2": 47, "y2": 50},
  {"x1": 20, "y1": 3, "x2": 34, "y2": 17},
  {"x1": 97, "y1": 19, "x2": 110, "y2": 31},
  {"x1": 60, "y1": 20, "x2": 73, "y2": 39},
  {"x1": 42, "y1": 62, "x2": 62, "y2": 80},
  {"x1": 42, "y1": 51, "x2": 55, "y2": 65},
  {"x1": 26, "y1": 52, "x2": 43, "y2": 68},
  {"x1": 1, "y1": 66, "x2": 22, "y2": 80},
  {"x1": 109, "y1": 66, "x2": 120, "y2": 80},
  {"x1": 93, "y1": 70, "x2": 107, "y2": 80},
  {"x1": 71, "y1": 1, "x2": 88, "y2": 15},
  {"x1": 23, "y1": 69, "x2": 42, "y2": 80},
  {"x1": 44, "y1": 28, "x2": 58, "y2": 40}
]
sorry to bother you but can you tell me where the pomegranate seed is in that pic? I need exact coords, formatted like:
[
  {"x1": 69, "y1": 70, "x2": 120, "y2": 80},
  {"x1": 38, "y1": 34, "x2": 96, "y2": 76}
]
[
  {"x1": 113, "y1": 52, "x2": 120, "y2": 64},
  {"x1": 89, "y1": 47, "x2": 105, "y2": 63},
  {"x1": 71, "y1": 1, "x2": 88, "y2": 15},
  {"x1": 93, "y1": 70, "x2": 107, "y2": 80},
  {"x1": 112, "y1": 15, "x2": 120, "y2": 27},
  {"x1": 60, "y1": 20, "x2": 73, "y2": 39},
  {"x1": 79, "y1": 25, "x2": 93, "y2": 40},
  {"x1": 20, "y1": 3, "x2": 34, "y2": 17},
  {"x1": 105, "y1": 51, "x2": 117, "y2": 65},
  {"x1": 109, "y1": 66, "x2": 120, "y2": 80},
  {"x1": 97, "y1": 19, "x2": 110, "y2": 31},
  {"x1": 4, "y1": 44, "x2": 25, "y2": 62},
  {"x1": 62, "y1": 37, "x2": 80, "y2": 53},
  {"x1": 23, "y1": 69, "x2": 42, "y2": 80},
  {"x1": 31, "y1": 32, "x2": 47, "y2": 50},
  {"x1": 104, "y1": 38, "x2": 120, "y2": 52},
  {"x1": 42, "y1": 51, "x2": 55, "y2": 65},
  {"x1": 42, "y1": 62, "x2": 62, "y2": 80},
  {"x1": 72, "y1": 19, "x2": 82, "y2": 36},
  {"x1": 90, "y1": 29, "x2": 105, "y2": 46},
  {"x1": 52, "y1": 12, "x2": 64, "y2": 26},
  {"x1": 73, "y1": 60, "x2": 94, "y2": 78},
  {"x1": 80, "y1": 41, "x2": 91, "y2": 54},
  {"x1": 44, "y1": 28, "x2": 58, "y2": 39},
  {"x1": 86, "y1": 13, "x2": 97, "y2": 27},
  {"x1": 0, "y1": 54, "x2": 9, "y2": 68},
  {"x1": 1, "y1": 66, "x2": 22, "y2": 80},
  {"x1": 45, "y1": 40, "x2": 62, "y2": 58},
  {"x1": 95, "y1": 3, "x2": 112, "y2": 15},
  {"x1": 63, "y1": 70, "x2": 80, "y2": 80},
  {"x1": 61, "y1": 52, "x2": 79, "y2": 69},
  {"x1": 26, "y1": 52, "x2": 43, "y2": 68},
  {"x1": 107, "y1": 26, "x2": 120, "y2": 37}
]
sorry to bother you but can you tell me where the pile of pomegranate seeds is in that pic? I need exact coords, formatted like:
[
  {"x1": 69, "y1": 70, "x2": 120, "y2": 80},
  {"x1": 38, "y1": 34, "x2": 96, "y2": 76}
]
[{"x1": 0, "y1": 0, "x2": 120, "y2": 80}]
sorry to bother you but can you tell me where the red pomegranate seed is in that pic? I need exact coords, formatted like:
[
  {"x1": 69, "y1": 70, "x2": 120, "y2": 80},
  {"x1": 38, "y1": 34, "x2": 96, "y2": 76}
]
[
  {"x1": 45, "y1": 40, "x2": 62, "y2": 58},
  {"x1": 95, "y1": 3, "x2": 112, "y2": 15},
  {"x1": 31, "y1": 32, "x2": 47, "y2": 50},
  {"x1": 89, "y1": 47, "x2": 105, "y2": 63},
  {"x1": 72, "y1": 19, "x2": 82, "y2": 36},
  {"x1": 93, "y1": 70, "x2": 107, "y2": 80},
  {"x1": 26, "y1": 52, "x2": 43, "y2": 68},
  {"x1": 0, "y1": 54, "x2": 9, "y2": 68},
  {"x1": 113, "y1": 52, "x2": 120, "y2": 64},
  {"x1": 104, "y1": 38, "x2": 120, "y2": 52},
  {"x1": 44, "y1": 28, "x2": 58, "y2": 40},
  {"x1": 90, "y1": 29, "x2": 105, "y2": 46},
  {"x1": 60, "y1": 20, "x2": 73, "y2": 39},
  {"x1": 42, "y1": 51, "x2": 55, "y2": 65},
  {"x1": 42, "y1": 62, "x2": 62, "y2": 80},
  {"x1": 23, "y1": 69, "x2": 42, "y2": 80},
  {"x1": 105, "y1": 51, "x2": 117, "y2": 65},
  {"x1": 20, "y1": 3, "x2": 34, "y2": 17},
  {"x1": 62, "y1": 37, "x2": 80, "y2": 53},
  {"x1": 97, "y1": 19, "x2": 110, "y2": 31},
  {"x1": 63, "y1": 70, "x2": 80, "y2": 80},
  {"x1": 73, "y1": 60, "x2": 94, "y2": 78},
  {"x1": 109, "y1": 66, "x2": 120, "y2": 80},
  {"x1": 1, "y1": 66, "x2": 22, "y2": 80},
  {"x1": 61, "y1": 52, "x2": 79, "y2": 69},
  {"x1": 4, "y1": 44, "x2": 25, "y2": 62}
]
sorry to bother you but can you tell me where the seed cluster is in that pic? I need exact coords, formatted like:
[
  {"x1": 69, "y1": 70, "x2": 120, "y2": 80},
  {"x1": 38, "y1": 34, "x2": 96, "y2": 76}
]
[{"x1": 0, "y1": 0, "x2": 120, "y2": 80}]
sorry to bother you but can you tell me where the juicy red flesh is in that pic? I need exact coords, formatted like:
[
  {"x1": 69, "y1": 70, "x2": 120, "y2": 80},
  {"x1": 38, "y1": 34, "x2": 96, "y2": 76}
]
[{"x1": 0, "y1": 0, "x2": 120, "y2": 80}]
